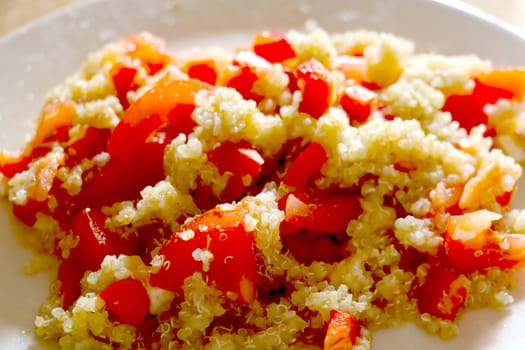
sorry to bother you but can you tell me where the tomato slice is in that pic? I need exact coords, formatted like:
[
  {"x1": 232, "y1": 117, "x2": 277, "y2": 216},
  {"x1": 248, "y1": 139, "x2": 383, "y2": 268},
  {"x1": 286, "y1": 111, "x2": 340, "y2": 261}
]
[
  {"x1": 282, "y1": 142, "x2": 327, "y2": 191},
  {"x1": 207, "y1": 141, "x2": 264, "y2": 202},
  {"x1": 283, "y1": 191, "x2": 361, "y2": 233},
  {"x1": 297, "y1": 59, "x2": 332, "y2": 119},
  {"x1": 340, "y1": 84, "x2": 378, "y2": 123},
  {"x1": 323, "y1": 310, "x2": 359, "y2": 350},
  {"x1": 100, "y1": 278, "x2": 150, "y2": 326},
  {"x1": 253, "y1": 32, "x2": 296, "y2": 63},
  {"x1": 149, "y1": 203, "x2": 257, "y2": 304},
  {"x1": 107, "y1": 77, "x2": 210, "y2": 161},
  {"x1": 416, "y1": 267, "x2": 468, "y2": 321}
]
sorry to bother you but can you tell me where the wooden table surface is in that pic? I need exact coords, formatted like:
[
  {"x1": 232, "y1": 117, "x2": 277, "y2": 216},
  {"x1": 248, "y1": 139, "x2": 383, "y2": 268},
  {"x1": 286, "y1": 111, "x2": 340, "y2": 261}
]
[{"x1": 1, "y1": 0, "x2": 525, "y2": 36}]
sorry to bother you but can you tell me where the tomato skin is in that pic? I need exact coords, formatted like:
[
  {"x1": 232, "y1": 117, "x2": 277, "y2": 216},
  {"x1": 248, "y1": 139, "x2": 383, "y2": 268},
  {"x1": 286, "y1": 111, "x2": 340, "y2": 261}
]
[
  {"x1": 107, "y1": 77, "x2": 210, "y2": 161},
  {"x1": 282, "y1": 141, "x2": 327, "y2": 191},
  {"x1": 282, "y1": 191, "x2": 361, "y2": 233},
  {"x1": 297, "y1": 59, "x2": 332, "y2": 119},
  {"x1": 416, "y1": 267, "x2": 468, "y2": 321},
  {"x1": 323, "y1": 310, "x2": 359, "y2": 350},
  {"x1": 207, "y1": 141, "x2": 265, "y2": 202},
  {"x1": 150, "y1": 204, "x2": 257, "y2": 304},
  {"x1": 253, "y1": 32, "x2": 296, "y2": 63},
  {"x1": 110, "y1": 62, "x2": 139, "y2": 109},
  {"x1": 340, "y1": 85, "x2": 378, "y2": 123},
  {"x1": 442, "y1": 80, "x2": 513, "y2": 132},
  {"x1": 100, "y1": 278, "x2": 150, "y2": 326}
]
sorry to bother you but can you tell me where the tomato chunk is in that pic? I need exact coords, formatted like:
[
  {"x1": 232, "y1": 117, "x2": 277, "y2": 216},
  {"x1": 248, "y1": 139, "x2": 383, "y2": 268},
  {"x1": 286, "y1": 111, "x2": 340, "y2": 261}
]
[
  {"x1": 253, "y1": 32, "x2": 296, "y2": 63},
  {"x1": 323, "y1": 310, "x2": 359, "y2": 350},
  {"x1": 297, "y1": 59, "x2": 332, "y2": 118},
  {"x1": 100, "y1": 278, "x2": 150, "y2": 326},
  {"x1": 207, "y1": 141, "x2": 264, "y2": 202},
  {"x1": 149, "y1": 204, "x2": 257, "y2": 304},
  {"x1": 107, "y1": 77, "x2": 210, "y2": 161},
  {"x1": 340, "y1": 84, "x2": 378, "y2": 123},
  {"x1": 416, "y1": 267, "x2": 468, "y2": 321},
  {"x1": 445, "y1": 210, "x2": 525, "y2": 272},
  {"x1": 282, "y1": 191, "x2": 361, "y2": 233},
  {"x1": 282, "y1": 142, "x2": 327, "y2": 190}
]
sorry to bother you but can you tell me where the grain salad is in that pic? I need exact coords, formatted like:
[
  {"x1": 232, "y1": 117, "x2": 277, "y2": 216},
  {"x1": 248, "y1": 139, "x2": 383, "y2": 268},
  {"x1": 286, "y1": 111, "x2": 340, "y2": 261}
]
[{"x1": 1, "y1": 27, "x2": 525, "y2": 350}]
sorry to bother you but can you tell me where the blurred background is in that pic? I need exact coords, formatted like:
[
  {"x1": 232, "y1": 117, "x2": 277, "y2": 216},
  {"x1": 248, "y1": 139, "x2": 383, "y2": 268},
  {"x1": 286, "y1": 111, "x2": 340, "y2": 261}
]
[{"x1": 1, "y1": 0, "x2": 525, "y2": 36}]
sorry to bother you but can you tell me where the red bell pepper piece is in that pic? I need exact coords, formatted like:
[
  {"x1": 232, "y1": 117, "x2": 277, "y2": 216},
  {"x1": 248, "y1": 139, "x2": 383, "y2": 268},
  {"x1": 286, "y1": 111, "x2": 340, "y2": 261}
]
[
  {"x1": 282, "y1": 191, "x2": 361, "y2": 233},
  {"x1": 253, "y1": 32, "x2": 296, "y2": 63},
  {"x1": 100, "y1": 278, "x2": 150, "y2": 326},
  {"x1": 66, "y1": 127, "x2": 111, "y2": 164},
  {"x1": 33, "y1": 101, "x2": 76, "y2": 146},
  {"x1": 416, "y1": 267, "x2": 468, "y2": 321},
  {"x1": 12, "y1": 199, "x2": 50, "y2": 227},
  {"x1": 149, "y1": 203, "x2": 257, "y2": 304},
  {"x1": 107, "y1": 77, "x2": 210, "y2": 161},
  {"x1": 282, "y1": 141, "x2": 327, "y2": 190},
  {"x1": 110, "y1": 62, "x2": 139, "y2": 109},
  {"x1": 207, "y1": 141, "x2": 264, "y2": 202},
  {"x1": 77, "y1": 134, "x2": 168, "y2": 208},
  {"x1": 57, "y1": 258, "x2": 84, "y2": 309},
  {"x1": 340, "y1": 84, "x2": 378, "y2": 123},
  {"x1": 323, "y1": 310, "x2": 360, "y2": 350},
  {"x1": 122, "y1": 34, "x2": 172, "y2": 75},
  {"x1": 187, "y1": 59, "x2": 218, "y2": 85},
  {"x1": 477, "y1": 68, "x2": 525, "y2": 101},
  {"x1": 442, "y1": 80, "x2": 513, "y2": 132},
  {"x1": 281, "y1": 229, "x2": 344, "y2": 265},
  {"x1": 444, "y1": 210, "x2": 525, "y2": 272},
  {"x1": 297, "y1": 59, "x2": 332, "y2": 119}
]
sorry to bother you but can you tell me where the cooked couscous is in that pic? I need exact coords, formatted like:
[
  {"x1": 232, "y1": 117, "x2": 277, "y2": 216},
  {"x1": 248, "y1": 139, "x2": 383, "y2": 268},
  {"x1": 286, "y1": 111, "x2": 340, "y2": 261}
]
[{"x1": 1, "y1": 27, "x2": 525, "y2": 350}]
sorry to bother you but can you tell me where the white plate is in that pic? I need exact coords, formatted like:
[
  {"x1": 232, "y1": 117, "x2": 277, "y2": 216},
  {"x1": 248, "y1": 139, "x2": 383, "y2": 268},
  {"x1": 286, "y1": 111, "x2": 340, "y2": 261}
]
[{"x1": 1, "y1": 0, "x2": 525, "y2": 349}]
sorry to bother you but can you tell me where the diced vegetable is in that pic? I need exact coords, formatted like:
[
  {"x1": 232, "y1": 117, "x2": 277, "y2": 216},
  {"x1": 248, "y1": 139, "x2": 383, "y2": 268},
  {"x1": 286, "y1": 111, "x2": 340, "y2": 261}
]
[
  {"x1": 340, "y1": 84, "x2": 378, "y2": 123},
  {"x1": 149, "y1": 203, "x2": 257, "y2": 304},
  {"x1": 297, "y1": 59, "x2": 332, "y2": 118},
  {"x1": 477, "y1": 68, "x2": 525, "y2": 101},
  {"x1": 100, "y1": 278, "x2": 150, "y2": 326},
  {"x1": 282, "y1": 141, "x2": 328, "y2": 190},
  {"x1": 33, "y1": 101, "x2": 76, "y2": 146},
  {"x1": 253, "y1": 32, "x2": 296, "y2": 63},
  {"x1": 122, "y1": 34, "x2": 172, "y2": 75},
  {"x1": 187, "y1": 59, "x2": 218, "y2": 85},
  {"x1": 416, "y1": 267, "x2": 468, "y2": 321},
  {"x1": 445, "y1": 210, "x2": 525, "y2": 272},
  {"x1": 207, "y1": 141, "x2": 264, "y2": 201},
  {"x1": 110, "y1": 62, "x2": 139, "y2": 109},
  {"x1": 323, "y1": 310, "x2": 359, "y2": 350}
]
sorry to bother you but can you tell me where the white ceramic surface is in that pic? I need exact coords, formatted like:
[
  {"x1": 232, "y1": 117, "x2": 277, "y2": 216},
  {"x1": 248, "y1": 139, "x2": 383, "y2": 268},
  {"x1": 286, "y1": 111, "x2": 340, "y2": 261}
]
[{"x1": 1, "y1": 0, "x2": 525, "y2": 349}]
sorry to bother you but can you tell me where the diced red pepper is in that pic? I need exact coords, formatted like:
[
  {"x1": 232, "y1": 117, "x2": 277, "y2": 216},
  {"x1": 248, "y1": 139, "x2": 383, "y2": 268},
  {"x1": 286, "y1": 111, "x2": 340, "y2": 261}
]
[
  {"x1": 323, "y1": 310, "x2": 359, "y2": 350},
  {"x1": 122, "y1": 34, "x2": 172, "y2": 75},
  {"x1": 416, "y1": 267, "x2": 468, "y2": 321},
  {"x1": 33, "y1": 101, "x2": 76, "y2": 146},
  {"x1": 110, "y1": 62, "x2": 139, "y2": 109},
  {"x1": 100, "y1": 278, "x2": 150, "y2": 326},
  {"x1": 297, "y1": 59, "x2": 332, "y2": 118},
  {"x1": 77, "y1": 134, "x2": 167, "y2": 208},
  {"x1": 207, "y1": 141, "x2": 264, "y2": 202},
  {"x1": 281, "y1": 229, "x2": 344, "y2": 265},
  {"x1": 340, "y1": 84, "x2": 378, "y2": 123},
  {"x1": 12, "y1": 199, "x2": 50, "y2": 227},
  {"x1": 282, "y1": 191, "x2": 361, "y2": 233},
  {"x1": 227, "y1": 65, "x2": 264, "y2": 103},
  {"x1": 187, "y1": 60, "x2": 218, "y2": 85},
  {"x1": 282, "y1": 141, "x2": 327, "y2": 190},
  {"x1": 149, "y1": 203, "x2": 257, "y2": 304},
  {"x1": 445, "y1": 210, "x2": 525, "y2": 272},
  {"x1": 57, "y1": 258, "x2": 84, "y2": 309},
  {"x1": 253, "y1": 32, "x2": 296, "y2": 63},
  {"x1": 107, "y1": 77, "x2": 210, "y2": 161},
  {"x1": 477, "y1": 68, "x2": 525, "y2": 101},
  {"x1": 442, "y1": 80, "x2": 513, "y2": 132},
  {"x1": 66, "y1": 127, "x2": 111, "y2": 164},
  {"x1": 0, "y1": 146, "x2": 50, "y2": 178},
  {"x1": 162, "y1": 103, "x2": 197, "y2": 139}
]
